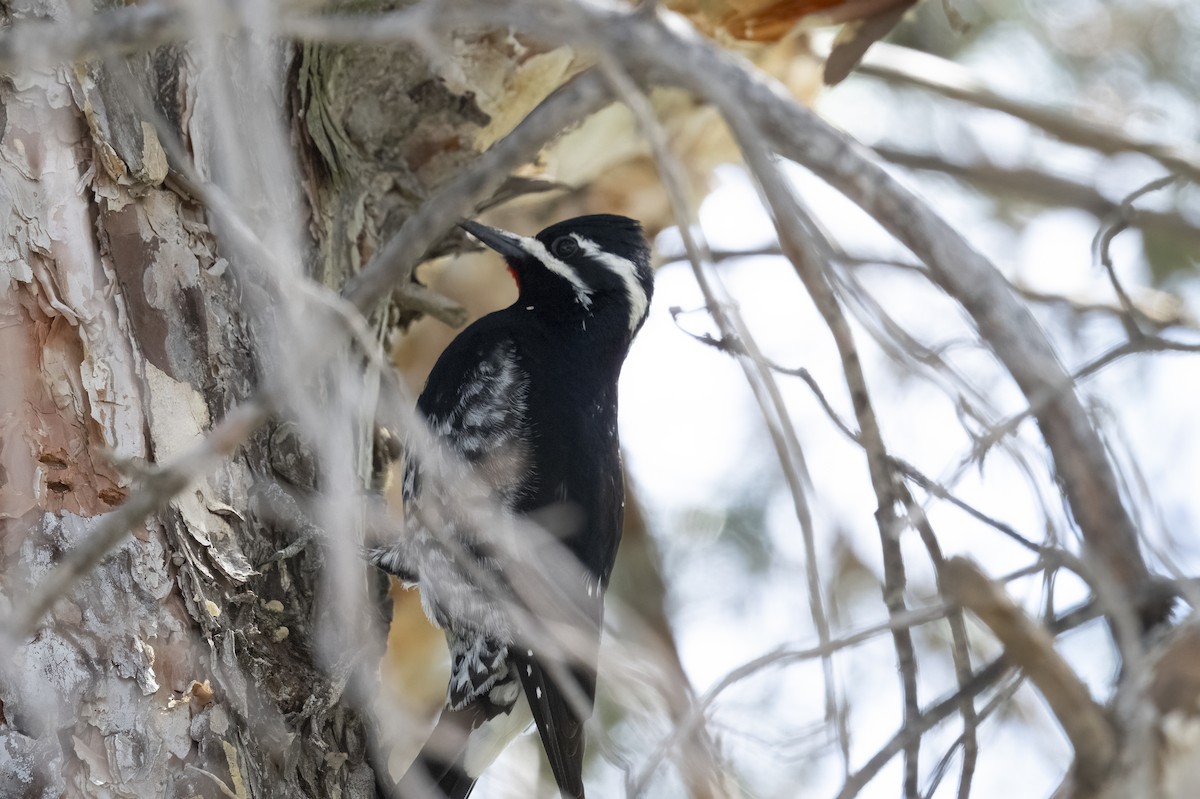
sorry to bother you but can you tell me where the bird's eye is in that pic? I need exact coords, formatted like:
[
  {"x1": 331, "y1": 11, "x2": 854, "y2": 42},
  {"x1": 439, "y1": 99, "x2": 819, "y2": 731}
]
[{"x1": 552, "y1": 236, "x2": 579, "y2": 259}]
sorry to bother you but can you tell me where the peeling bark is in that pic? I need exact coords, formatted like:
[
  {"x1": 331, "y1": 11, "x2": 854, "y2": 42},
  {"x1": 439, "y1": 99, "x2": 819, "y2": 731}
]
[{"x1": 0, "y1": 3, "x2": 575, "y2": 796}]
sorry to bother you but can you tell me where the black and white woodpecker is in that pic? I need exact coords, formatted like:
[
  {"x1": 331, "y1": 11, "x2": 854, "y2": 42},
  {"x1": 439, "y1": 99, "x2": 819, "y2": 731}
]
[{"x1": 369, "y1": 215, "x2": 654, "y2": 799}]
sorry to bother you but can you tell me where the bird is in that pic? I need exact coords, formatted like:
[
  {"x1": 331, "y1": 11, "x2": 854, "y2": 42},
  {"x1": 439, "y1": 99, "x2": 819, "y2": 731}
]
[{"x1": 368, "y1": 214, "x2": 654, "y2": 798}]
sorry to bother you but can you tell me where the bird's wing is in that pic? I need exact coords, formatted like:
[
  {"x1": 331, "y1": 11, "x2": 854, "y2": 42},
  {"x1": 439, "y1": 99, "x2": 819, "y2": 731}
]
[
  {"x1": 372, "y1": 334, "x2": 531, "y2": 581},
  {"x1": 410, "y1": 335, "x2": 532, "y2": 505},
  {"x1": 402, "y1": 653, "x2": 535, "y2": 798}
]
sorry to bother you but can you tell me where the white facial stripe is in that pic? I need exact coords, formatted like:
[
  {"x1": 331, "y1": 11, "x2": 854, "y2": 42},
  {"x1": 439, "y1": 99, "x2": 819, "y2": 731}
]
[
  {"x1": 574, "y1": 235, "x2": 650, "y2": 333},
  {"x1": 517, "y1": 236, "x2": 593, "y2": 308}
]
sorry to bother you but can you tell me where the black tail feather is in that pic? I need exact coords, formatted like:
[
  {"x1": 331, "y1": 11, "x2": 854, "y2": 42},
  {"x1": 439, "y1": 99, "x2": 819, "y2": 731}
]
[{"x1": 515, "y1": 652, "x2": 587, "y2": 799}]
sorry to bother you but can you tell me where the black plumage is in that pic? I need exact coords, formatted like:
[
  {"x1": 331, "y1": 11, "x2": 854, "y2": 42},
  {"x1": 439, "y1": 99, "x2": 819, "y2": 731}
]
[{"x1": 369, "y1": 215, "x2": 654, "y2": 798}]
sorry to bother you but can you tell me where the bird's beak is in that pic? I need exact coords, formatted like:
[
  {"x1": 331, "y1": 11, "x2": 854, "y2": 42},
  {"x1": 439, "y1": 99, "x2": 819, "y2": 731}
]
[{"x1": 459, "y1": 220, "x2": 527, "y2": 262}]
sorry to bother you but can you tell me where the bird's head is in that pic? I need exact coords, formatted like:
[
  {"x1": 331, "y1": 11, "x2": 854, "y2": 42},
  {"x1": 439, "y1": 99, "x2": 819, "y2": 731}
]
[{"x1": 461, "y1": 214, "x2": 654, "y2": 338}]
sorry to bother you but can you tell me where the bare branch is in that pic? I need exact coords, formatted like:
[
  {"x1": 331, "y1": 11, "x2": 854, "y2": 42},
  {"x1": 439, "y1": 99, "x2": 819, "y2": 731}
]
[
  {"x1": 874, "y1": 146, "x2": 1200, "y2": 251},
  {"x1": 1093, "y1": 175, "x2": 1181, "y2": 339},
  {"x1": 452, "y1": 0, "x2": 1169, "y2": 626},
  {"x1": 838, "y1": 599, "x2": 1102, "y2": 798},
  {"x1": 943, "y1": 558, "x2": 1116, "y2": 793},
  {"x1": 0, "y1": 4, "x2": 193, "y2": 73},
  {"x1": 848, "y1": 41, "x2": 1200, "y2": 181},
  {"x1": 723, "y1": 131, "x2": 921, "y2": 794}
]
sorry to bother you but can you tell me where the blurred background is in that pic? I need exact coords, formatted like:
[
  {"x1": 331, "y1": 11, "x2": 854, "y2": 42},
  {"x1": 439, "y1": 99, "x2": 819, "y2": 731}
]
[{"x1": 392, "y1": 0, "x2": 1200, "y2": 796}]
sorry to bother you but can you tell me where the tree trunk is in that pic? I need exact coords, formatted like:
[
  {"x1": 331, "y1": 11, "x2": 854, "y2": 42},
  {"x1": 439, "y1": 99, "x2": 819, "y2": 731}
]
[{"x1": 0, "y1": 4, "x2": 567, "y2": 795}]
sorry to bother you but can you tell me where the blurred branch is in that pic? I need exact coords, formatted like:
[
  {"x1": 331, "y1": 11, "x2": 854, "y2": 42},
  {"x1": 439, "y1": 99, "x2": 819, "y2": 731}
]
[
  {"x1": 2, "y1": 69, "x2": 613, "y2": 640},
  {"x1": 1010, "y1": 283, "x2": 1197, "y2": 331},
  {"x1": 592, "y1": 44, "x2": 832, "y2": 795},
  {"x1": 1094, "y1": 175, "x2": 1181, "y2": 339},
  {"x1": 902, "y1": 492, "x2": 979, "y2": 799},
  {"x1": 944, "y1": 558, "x2": 1116, "y2": 794},
  {"x1": 0, "y1": 3, "x2": 191, "y2": 73},
  {"x1": 923, "y1": 674, "x2": 1022, "y2": 798},
  {"x1": 874, "y1": 146, "x2": 1200, "y2": 251},
  {"x1": 566, "y1": 10, "x2": 1166, "y2": 627},
  {"x1": 389, "y1": 283, "x2": 468, "y2": 329},
  {"x1": 723, "y1": 133, "x2": 920, "y2": 794},
  {"x1": 342, "y1": 69, "x2": 612, "y2": 310},
  {"x1": 838, "y1": 657, "x2": 1004, "y2": 799},
  {"x1": 663, "y1": 248, "x2": 1199, "y2": 330},
  {"x1": 850, "y1": 41, "x2": 1200, "y2": 182},
  {"x1": 838, "y1": 597, "x2": 1103, "y2": 798}
]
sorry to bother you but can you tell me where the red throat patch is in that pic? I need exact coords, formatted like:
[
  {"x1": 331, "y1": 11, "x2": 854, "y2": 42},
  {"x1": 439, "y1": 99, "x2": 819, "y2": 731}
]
[{"x1": 507, "y1": 265, "x2": 519, "y2": 287}]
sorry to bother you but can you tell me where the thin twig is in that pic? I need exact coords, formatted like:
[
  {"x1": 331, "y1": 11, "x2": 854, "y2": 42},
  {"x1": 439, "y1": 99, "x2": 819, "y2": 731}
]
[
  {"x1": 837, "y1": 598, "x2": 1100, "y2": 798},
  {"x1": 663, "y1": 247, "x2": 1199, "y2": 330},
  {"x1": 632, "y1": 604, "x2": 951, "y2": 794},
  {"x1": 943, "y1": 558, "x2": 1116, "y2": 793},
  {"x1": 1093, "y1": 175, "x2": 1181, "y2": 339},
  {"x1": 875, "y1": 147, "x2": 1200, "y2": 250},
  {"x1": 921, "y1": 674, "x2": 1023, "y2": 799},
  {"x1": 669, "y1": 314, "x2": 1060, "y2": 562},
  {"x1": 968, "y1": 334, "x2": 1200, "y2": 467},
  {"x1": 848, "y1": 40, "x2": 1200, "y2": 181},
  {"x1": 723, "y1": 137, "x2": 921, "y2": 794},
  {"x1": 901, "y1": 490, "x2": 978, "y2": 799}
]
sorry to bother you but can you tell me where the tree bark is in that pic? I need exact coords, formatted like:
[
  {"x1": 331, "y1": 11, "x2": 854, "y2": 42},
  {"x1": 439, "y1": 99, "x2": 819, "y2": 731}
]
[{"x1": 0, "y1": 4, "x2": 571, "y2": 795}]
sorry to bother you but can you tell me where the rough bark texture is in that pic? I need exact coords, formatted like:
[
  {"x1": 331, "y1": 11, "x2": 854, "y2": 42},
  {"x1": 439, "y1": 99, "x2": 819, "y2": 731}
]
[
  {"x1": 0, "y1": 2, "x2": 580, "y2": 795},
  {"x1": 0, "y1": 0, "x2": 741, "y2": 791},
  {"x1": 7, "y1": 3, "x2": 1193, "y2": 799}
]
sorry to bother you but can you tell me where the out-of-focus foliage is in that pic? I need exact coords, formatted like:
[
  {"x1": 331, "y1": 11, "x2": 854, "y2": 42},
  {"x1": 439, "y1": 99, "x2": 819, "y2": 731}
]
[
  {"x1": 611, "y1": 1, "x2": 1200, "y2": 796},
  {"x1": 871, "y1": 0, "x2": 1200, "y2": 281}
]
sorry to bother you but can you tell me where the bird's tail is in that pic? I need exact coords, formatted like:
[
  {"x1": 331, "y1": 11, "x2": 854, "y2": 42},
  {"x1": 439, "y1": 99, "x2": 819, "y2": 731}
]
[
  {"x1": 398, "y1": 696, "x2": 532, "y2": 799},
  {"x1": 396, "y1": 705, "x2": 482, "y2": 799},
  {"x1": 398, "y1": 756, "x2": 476, "y2": 799}
]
